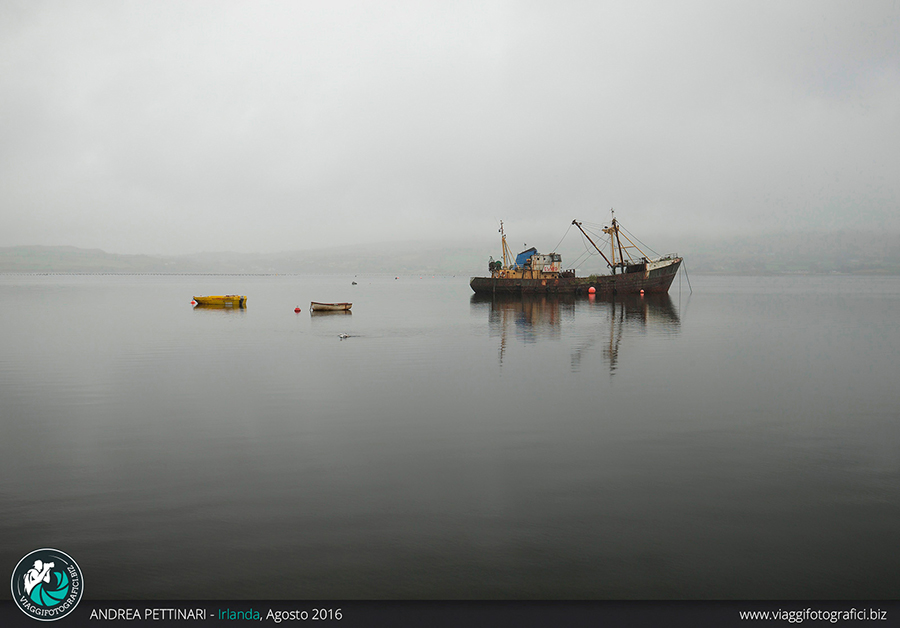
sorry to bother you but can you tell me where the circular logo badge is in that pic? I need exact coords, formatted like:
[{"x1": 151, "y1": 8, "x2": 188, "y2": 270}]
[{"x1": 10, "y1": 549, "x2": 83, "y2": 621}]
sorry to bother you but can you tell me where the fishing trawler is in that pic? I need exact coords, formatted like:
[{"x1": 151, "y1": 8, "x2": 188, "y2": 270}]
[{"x1": 469, "y1": 213, "x2": 682, "y2": 295}]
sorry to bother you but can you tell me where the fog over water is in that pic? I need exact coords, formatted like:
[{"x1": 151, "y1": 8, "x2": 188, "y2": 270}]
[{"x1": 1, "y1": 1, "x2": 898, "y2": 255}]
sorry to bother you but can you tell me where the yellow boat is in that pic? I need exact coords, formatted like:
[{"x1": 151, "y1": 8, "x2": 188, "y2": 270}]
[{"x1": 192, "y1": 295, "x2": 247, "y2": 308}]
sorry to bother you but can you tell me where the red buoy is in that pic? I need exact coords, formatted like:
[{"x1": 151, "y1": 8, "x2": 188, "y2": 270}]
[
  {"x1": 640, "y1": 289, "x2": 644, "y2": 296},
  {"x1": 191, "y1": 300, "x2": 196, "y2": 305},
  {"x1": 588, "y1": 286, "x2": 596, "y2": 294},
  {"x1": 294, "y1": 307, "x2": 301, "y2": 313}
]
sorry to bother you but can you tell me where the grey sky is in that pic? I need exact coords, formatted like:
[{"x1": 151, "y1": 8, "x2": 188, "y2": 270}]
[{"x1": 1, "y1": 0, "x2": 898, "y2": 255}]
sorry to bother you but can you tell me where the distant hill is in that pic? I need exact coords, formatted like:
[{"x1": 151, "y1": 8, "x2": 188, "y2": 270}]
[
  {"x1": 680, "y1": 231, "x2": 900, "y2": 274},
  {"x1": 0, "y1": 242, "x2": 491, "y2": 275},
  {"x1": 2, "y1": 231, "x2": 900, "y2": 275},
  {"x1": 177, "y1": 242, "x2": 490, "y2": 275},
  {"x1": 0, "y1": 246, "x2": 181, "y2": 273}
]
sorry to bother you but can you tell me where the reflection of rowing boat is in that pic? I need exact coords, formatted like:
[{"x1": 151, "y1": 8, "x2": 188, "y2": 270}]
[
  {"x1": 193, "y1": 295, "x2": 247, "y2": 308},
  {"x1": 310, "y1": 302, "x2": 352, "y2": 312}
]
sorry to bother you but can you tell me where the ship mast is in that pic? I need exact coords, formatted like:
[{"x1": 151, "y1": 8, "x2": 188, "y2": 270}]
[
  {"x1": 604, "y1": 209, "x2": 650, "y2": 270},
  {"x1": 603, "y1": 209, "x2": 627, "y2": 274},
  {"x1": 499, "y1": 221, "x2": 513, "y2": 269},
  {"x1": 573, "y1": 210, "x2": 650, "y2": 275}
]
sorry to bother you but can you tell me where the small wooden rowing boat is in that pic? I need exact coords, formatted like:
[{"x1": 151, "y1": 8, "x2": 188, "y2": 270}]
[
  {"x1": 193, "y1": 295, "x2": 247, "y2": 308},
  {"x1": 310, "y1": 301, "x2": 352, "y2": 312}
]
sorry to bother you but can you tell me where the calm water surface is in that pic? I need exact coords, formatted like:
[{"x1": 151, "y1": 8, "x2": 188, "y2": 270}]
[{"x1": 1, "y1": 273, "x2": 898, "y2": 599}]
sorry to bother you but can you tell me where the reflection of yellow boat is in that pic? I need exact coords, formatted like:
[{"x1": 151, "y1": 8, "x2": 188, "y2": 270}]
[{"x1": 193, "y1": 295, "x2": 247, "y2": 308}]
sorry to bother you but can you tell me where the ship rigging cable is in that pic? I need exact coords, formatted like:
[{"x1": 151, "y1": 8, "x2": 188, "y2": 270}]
[
  {"x1": 550, "y1": 223, "x2": 572, "y2": 254},
  {"x1": 572, "y1": 228, "x2": 611, "y2": 270},
  {"x1": 619, "y1": 224, "x2": 660, "y2": 258},
  {"x1": 555, "y1": 222, "x2": 611, "y2": 269}
]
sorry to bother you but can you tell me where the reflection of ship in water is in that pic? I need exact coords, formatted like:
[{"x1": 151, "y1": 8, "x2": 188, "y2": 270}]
[
  {"x1": 575, "y1": 292, "x2": 681, "y2": 375},
  {"x1": 472, "y1": 293, "x2": 575, "y2": 365},
  {"x1": 471, "y1": 292, "x2": 681, "y2": 372}
]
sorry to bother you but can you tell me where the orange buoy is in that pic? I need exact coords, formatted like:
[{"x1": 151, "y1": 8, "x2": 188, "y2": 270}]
[
  {"x1": 588, "y1": 286, "x2": 596, "y2": 294},
  {"x1": 640, "y1": 289, "x2": 644, "y2": 295}
]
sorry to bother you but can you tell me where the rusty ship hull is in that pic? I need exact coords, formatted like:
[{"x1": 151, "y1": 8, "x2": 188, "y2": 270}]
[{"x1": 470, "y1": 257, "x2": 682, "y2": 295}]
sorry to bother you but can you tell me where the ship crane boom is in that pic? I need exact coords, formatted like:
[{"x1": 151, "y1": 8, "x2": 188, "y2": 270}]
[{"x1": 572, "y1": 219, "x2": 615, "y2": 270}]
